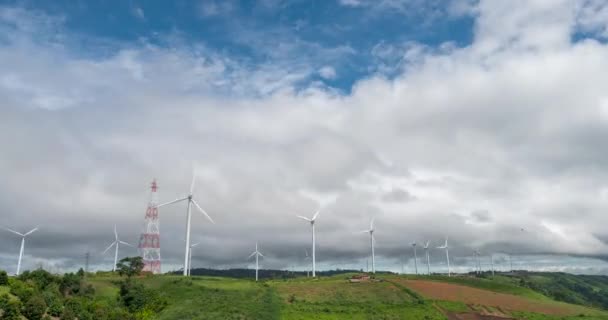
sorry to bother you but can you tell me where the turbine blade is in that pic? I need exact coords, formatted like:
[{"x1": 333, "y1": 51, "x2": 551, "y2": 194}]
[
  {"x1": 157, "y1": 196, "x2": 189, "y2": 208},
  {"x1": 258, "y1": 252, "x2": 264, "y2": 258},
  {"x1": 361, "y1": 230, "x2": 371, "y2": 233},
  {"x1": 103, "y1": 241, "x2": 116, "y2": 254},
  {"x1": 312, "y1": 210, "x2": 321, "y2": 221},
  {"x1": 114, "y1": 224, "x2": 118, "y2": 240},
  {"x1": 191, "y1": 242, "x2": 200, "y2": 248},
  {"x1": 304, "y1": 248, "x2": 309, "y2": 257},
  {"x1": 248, "y1": 251, "x2": 256, "y2": 259},
  {"x1": 192, "y1": 199, "x2": 215, "y2": 224},
  {"x1": 119, "y1": 241, "x2": 134, "y2": 247},
  {"x1": 24, "y1": 227, "x2": 39, "y2": 236},
  {"x1": 370, "y1": 217, "x2": 375, "y2": 230},
  {"x1": 296, "y1": 215, "x2": 311, "y2": 221},
  {"x1": 2, "y1": 227, "x2": 24, "y2": 237},
  {"x1": 190, "y1": 170, "x2": 196, "y2": 195}
]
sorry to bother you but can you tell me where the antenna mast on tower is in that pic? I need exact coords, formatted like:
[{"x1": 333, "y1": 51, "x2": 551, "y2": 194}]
[{"x1": 139, "y1": 179, "x2": 161, "y2": 274}]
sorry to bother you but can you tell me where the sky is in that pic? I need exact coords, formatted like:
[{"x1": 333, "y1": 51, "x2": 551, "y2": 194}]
[{"x1": 2, "y1": 0, "x2": 608, "y2": 275}]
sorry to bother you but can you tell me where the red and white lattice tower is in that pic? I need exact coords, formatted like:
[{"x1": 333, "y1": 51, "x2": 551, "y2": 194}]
[{"x1": 139, "y1": 179, "x2": 161, "y2": 274}]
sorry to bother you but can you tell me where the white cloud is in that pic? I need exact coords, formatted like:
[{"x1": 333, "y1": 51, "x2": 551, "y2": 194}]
[
  {"x1": 318, "y1": 66, "x2": 337, "y2": 80},
  {"x1": 132, "y1": 6, "x2": 145, "y2": 21},
  {"x1": 3, "y1": 1, "x2": 608, "y2": 272}
]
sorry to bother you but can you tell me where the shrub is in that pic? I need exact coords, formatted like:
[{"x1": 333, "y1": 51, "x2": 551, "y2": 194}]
[
  {"x1": 0, "y1": 293, "x2": 10, "y2": 309},
  {"x1": 117, "y1": 257, "x2": 144, "y2": 278},
  {"x1": 19, "y1": 269, "x2": 57, "y2": 290},
  {"x1": 23, "y1": 295, "x2": 47, "y2": 320},
  {"x1": 60, "y1": 307, "x2": 76, "y2": 320},
  {"x1": 118, "y1": 279, "x2": 167, "y2": 314},
  {"x1": 1, "y1": 299, "x2": 22, "y2": 320},
  {"x1": 0, "y1": 270, "x2": 8, "y2": 285},
  {"x1": 9, "y1": 279, "x2": 34, "y2": 302}
]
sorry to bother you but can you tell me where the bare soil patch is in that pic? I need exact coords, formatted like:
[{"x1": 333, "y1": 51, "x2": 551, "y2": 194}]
[{"x1": 401, "y1": 279, "x2": 579, "y2": 316}]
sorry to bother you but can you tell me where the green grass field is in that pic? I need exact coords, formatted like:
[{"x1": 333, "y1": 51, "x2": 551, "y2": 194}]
[{"x1": 80, "y1": 273, "x2": 608, "y2": 320}]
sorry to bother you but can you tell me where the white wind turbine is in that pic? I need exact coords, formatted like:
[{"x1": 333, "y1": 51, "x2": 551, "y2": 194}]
[
  {"x1": 2, "y1": 226, "x2": 38, "y2": 275},
  {"x1": 361, "y1": 218, "x2": 376, "y2": 274},
  {"x1": 296, "y1": 210, "x2": 321, "y2": 277},
  {"x1": 437, "y1": 237, "x2": 451, "y2": 277},
  {"x1": 304, "y1": 248, "x2": 311, "y2": 277},
  {"x1": 158, "y1": 172, "x2": 214, "y2": 276},
  {"x1": 423, "y1": 241, "x2": 431, "y2": 275},
  {"x1": 188, "y1": 242, "x2": 200, "y2": 276},
  {"x1": 103, "y1": 225, "x2": 134, "y2": 272},
  {"x1": 248, "y1": 242, "x2": 264, "y2": 281},
  {"x1": 411, "y1": 242, "x2": 418, "y2": 275}
]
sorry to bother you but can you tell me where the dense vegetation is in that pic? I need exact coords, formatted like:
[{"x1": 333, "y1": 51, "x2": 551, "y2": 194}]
[
  {"x1": 184, "y1": 267, "x2": 366, "y2": 279},
  {"x1": 0, "y1": 257, "x2": 167, "y2": 320}
]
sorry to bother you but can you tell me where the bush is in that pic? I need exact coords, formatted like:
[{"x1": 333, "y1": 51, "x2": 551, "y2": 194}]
[
  {"x1": 0, "y1": 270, "x2": 8, "y2": 285},
  {"x1": 0, "y1": 293, "x2": 10, "y2": 309},
  {"x1": 1, "y1": 299, "x2": 22, "y2": 320},
  {"x1": 60, "y1": 307, "x2": 76, "y2": 320},
  {"x1": 23, "y1": 295, "x2": 47, "y2": 320},
  {"x1": 9, "y1": 279, "x2": 34, "y2": 302},
  {"x1": 19, "y1": 269, "x2": 57, "y2": 290},
  {"x1": 118, "y1": 279, "x2": 167, "y2": 314}
]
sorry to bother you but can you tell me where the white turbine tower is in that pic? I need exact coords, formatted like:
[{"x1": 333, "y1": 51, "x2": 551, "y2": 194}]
[
  {"x1": 474, "y1": 250, "x2": 481, "y2": 274},
  {"x1": 188, "y1": 242, "x2": 200, "y2": 276},
  {"x1": 103, "y1": 225, "x2": 134, "y2": 272},
  {"x1": 437, "y1": 237, "x2": 451, "y2": 277},
  {"x1": 490, "y1": 254, "x2": 495, "y2": 276},
  {"x1": 423, "y1": 241, "x2": 431, "y2": 275},
  {"x1": 361, "y1": 218, "x2": 376, "y2": 274},
  {"x1": 296, "y1": 210, "x2": 321, "y2": 277},
  {"x1": 158, "y1": 172, "x2": 215, "y2": 276},
  {"x1": 248, "y1": 242, "x2": 264, "y2": 281},
  {"x1": 411, "y1": 242, "x2": 418, "y2": 275},
  {"x1": 2, "y1": 226, "x2": 38, "y2": 275},
  {"x1": 304, "y1": 248, "x2": 311, "y2": 277}
]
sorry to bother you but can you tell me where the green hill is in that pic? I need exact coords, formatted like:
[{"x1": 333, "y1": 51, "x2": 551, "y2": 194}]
[{"x1": 3, "y1": 269, "x2": 608, "y2": 319}]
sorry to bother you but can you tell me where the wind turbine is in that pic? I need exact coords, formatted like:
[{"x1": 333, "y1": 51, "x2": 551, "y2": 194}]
[
  {"x1": 103, "y1": 225, "x2": 133, "y2": 272},
  {"x1": 296, "y1": 210, "x2": 321, "y2": 277},
  {"x1": 248, "y1": 242, "x2": 264, "y2": 281},
  {"x1": 304, "y1": 248, "x2": 311, "y2": 277},
  {"x1": 423, "y1": 241, "x2": 431, "y2": 275},
  {"x1": 411, "y1": 242, "x2": 418, "y2": 275},
  {"x1": 2, "y1": 226, "x2": 38, "y2": 275},
  {"x1": 188, "y1": 242, "x2": 200, "y2": 276},
  {"x1": 158, "y1": 172, "x2": 215, "y2": 276},
  {"x1": 361, "y1": 218, "x2": 375, "y2": 274},
  {"x1": 490, "y1": 254, "x2": 495, "y2": 276},
  {"x1": 437, "y1": 237, "x2": 451, "y2": 277}
]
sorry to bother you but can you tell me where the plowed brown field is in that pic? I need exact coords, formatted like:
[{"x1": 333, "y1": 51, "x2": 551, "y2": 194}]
[{"x1": 398, "y1": 279, "x2": 581, "y2": 316}]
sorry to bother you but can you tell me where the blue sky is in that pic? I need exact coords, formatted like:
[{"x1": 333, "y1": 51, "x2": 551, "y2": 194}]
[
  {"x1": 3, "y1": 0, "x2": 475, "y2": 91},
  {"x1": 4, "y1": 1, "x2": 608, "y2": 273}
]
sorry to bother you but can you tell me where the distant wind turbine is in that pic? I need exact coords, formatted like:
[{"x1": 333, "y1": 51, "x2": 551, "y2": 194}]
[
  {"x1": 361, "y1": 218, "x2": 376, "y2": 274},
  {"x1": 103, "y1": 225, "x2": 134, "y2": 272},
  {"x1": 411, "y1": 242, "x2": 418, "y2": 275},
  {"x1": 2, "y1": 226, "x2": 38, "y2": 275},
  {"x1": 423, "y1": 241, "x2": 431, "y2": 275},
  {"x1": 437, "y1": 237, "x2": 451, "y2": 277},
  {"x1": 248, "y1": 242, "x2": 264, "y2": 281},
  {"x1": 158, "y1": 171, "x2": 215, "y2": 276},
  {"x1": 188, "y1": 242, "x2": 200, "y2": 276},
  {"x1": 297, "y1": 210, "x2": 321, "y2": 277},
  {"x1": 490, "y1": 254, "x2": 495, "y2": 276}
]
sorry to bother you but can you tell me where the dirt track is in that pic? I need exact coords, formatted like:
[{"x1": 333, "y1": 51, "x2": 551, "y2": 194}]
[{"x1": 400, "y1": 279, "x2": 579, "y2": 316}]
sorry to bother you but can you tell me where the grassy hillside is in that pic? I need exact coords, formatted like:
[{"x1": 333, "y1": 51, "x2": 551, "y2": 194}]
[{"x1": 4, "y1": 269, "x2": 608, "y2": 319}]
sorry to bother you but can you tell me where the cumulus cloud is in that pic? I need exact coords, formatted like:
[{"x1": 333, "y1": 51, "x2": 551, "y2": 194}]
[{"x1": 2, "y1": 1, "x2": 608, "y2": 273}]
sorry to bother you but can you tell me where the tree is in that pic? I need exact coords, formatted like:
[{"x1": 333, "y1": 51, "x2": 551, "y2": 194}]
[
  {"x1": 0, "y1": 270, "x2": 8, "y2": 285},
  {"x1": 117, "y1": 257, "x2": 144, "y2": 278},
  {"x1": 59, "y1": 307, "x2": 76, "y2": 320},
  {"x1": 23, "y1": 295, "x2": 47, "y2": 320}
]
